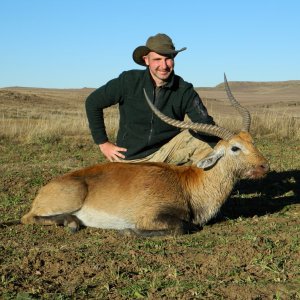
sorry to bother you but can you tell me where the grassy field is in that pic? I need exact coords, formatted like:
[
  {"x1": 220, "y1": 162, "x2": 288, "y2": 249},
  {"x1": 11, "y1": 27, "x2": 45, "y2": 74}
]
[{"x1": 0, "y1": 85, "x2": 299, "y2": 299}]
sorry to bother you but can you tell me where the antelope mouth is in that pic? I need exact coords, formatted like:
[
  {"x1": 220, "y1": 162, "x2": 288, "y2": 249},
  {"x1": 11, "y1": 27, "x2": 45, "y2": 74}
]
[{"x1": 244, "y1": 164, "x2": 270, "y2": 180}]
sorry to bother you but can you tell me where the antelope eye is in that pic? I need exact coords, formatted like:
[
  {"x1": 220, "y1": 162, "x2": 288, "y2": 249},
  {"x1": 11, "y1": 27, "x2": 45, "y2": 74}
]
[{"x1": 231, "y1": 146, "x2": 240, "y2": 152}]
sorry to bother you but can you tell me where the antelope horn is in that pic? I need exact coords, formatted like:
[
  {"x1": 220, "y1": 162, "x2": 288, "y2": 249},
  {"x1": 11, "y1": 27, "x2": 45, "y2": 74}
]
[
  {"x1": 143, "y1": 89, "x2": 234, "y2": 141},
  {"x1": 224, "y1": 73, "x2": 251, "y2": 132}
]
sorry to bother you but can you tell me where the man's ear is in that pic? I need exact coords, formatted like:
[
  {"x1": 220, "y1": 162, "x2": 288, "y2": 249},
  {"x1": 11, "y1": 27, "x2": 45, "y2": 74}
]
[
  {"x1": 143, "y1": 55, "x2": 149, "y2": 66},
  {"x1": 196, "y1": 148, "x2": 225, "y2": 169}
]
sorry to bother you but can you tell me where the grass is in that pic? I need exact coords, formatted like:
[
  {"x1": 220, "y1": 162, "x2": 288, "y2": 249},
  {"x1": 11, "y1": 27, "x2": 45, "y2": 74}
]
[{"x1": 0, "y1": 88, "x2": 299, "y2": 299}]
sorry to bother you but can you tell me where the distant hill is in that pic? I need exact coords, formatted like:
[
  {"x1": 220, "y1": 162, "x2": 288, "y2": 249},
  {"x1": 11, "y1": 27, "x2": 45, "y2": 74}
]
[
  {"x1": 195, "y1": 80, "x2": 300, "y2": 90},
  {"x1": 1, "y1": 80, "x2": 300, "y2": 118},
  {"x1": 215, "y1": 80, "x2": 300, "y2": 89},
  {"x1": 2, "y1": 80, "x2": 300, "y2": 92}
]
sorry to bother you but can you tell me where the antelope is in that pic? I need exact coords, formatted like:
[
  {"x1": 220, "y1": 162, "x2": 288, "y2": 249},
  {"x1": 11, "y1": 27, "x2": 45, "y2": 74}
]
[{"x1": 21, "y1": 75, "x2": 269, "y2": 236}]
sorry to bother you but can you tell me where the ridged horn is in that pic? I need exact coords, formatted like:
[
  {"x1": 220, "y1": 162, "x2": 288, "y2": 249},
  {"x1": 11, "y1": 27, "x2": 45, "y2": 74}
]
[
  {"x1": 224, "y1": 73, "x2": 251, "y2": 132},
  {"x1": 143, "y1": 89, "x2": 234, "y2": 141}
]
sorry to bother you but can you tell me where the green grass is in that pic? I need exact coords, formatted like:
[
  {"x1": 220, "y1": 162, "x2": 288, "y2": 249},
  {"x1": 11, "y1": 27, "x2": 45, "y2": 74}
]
[{"x1": 0, "y1": 136, "x2": 299, "y2": 299}]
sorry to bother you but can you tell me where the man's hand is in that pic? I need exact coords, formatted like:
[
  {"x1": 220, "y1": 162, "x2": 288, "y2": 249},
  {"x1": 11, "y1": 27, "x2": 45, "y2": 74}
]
[{"x1": 99, "y1": 142, "x2": 127, "y2": 162}]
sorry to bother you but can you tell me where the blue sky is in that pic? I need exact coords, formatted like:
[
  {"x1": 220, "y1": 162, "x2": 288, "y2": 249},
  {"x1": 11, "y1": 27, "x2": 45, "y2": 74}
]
[{"x1": 1, "y1": 0, "x2": 299, "y2": 88}]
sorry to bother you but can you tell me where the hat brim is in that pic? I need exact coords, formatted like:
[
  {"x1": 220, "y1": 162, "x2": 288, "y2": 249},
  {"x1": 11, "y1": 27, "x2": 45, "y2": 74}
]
[{"x1": 132, "y1": 46, "x2": 187, "y2": 66}]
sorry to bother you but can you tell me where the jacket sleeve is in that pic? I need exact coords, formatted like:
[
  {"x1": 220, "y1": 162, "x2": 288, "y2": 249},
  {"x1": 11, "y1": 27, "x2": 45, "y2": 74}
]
[
  {"x1": 184, "y1": 88, "x2": 215, "y2": 125},
  {"x1": 85, "y1": 73, "x2": 124, "y2": 145},
  {"x1": 184, "y1": 87, "x2": 221, "y2": 143}
]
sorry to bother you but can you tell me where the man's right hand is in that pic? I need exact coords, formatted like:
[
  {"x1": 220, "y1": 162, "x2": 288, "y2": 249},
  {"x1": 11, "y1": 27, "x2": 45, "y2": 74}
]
[{"x1": 99, "y1": 142, "x2": 127, "y2": 162}]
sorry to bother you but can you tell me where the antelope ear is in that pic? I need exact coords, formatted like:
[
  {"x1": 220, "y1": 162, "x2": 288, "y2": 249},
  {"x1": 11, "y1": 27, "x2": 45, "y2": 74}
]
[{"x1": 196, "y1": 148, "x2": 225, "y2": 169}]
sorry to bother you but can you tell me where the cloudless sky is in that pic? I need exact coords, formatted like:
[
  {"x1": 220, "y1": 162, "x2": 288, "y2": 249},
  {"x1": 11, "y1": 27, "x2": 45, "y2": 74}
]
[{"x1": 1, "y1": 0, "x2": 299, "y2": 88}]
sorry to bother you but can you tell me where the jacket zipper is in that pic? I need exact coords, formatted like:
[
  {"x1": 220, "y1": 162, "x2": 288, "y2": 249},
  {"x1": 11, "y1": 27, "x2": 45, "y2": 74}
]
[
  {"x1": 148, "y1": 88, "x2": 161, "y2": 145},
  {"x1": 147, "y1": 86, "x2": 166, "y2": 147},
  {"x1": 147, "y1": 88, "x2": 157, "y2": 146}
]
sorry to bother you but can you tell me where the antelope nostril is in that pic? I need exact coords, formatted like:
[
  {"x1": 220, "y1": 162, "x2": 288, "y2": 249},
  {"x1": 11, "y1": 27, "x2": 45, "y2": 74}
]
[{"x1": 261, "y1": 163, "x2": 270, "y2": 172}]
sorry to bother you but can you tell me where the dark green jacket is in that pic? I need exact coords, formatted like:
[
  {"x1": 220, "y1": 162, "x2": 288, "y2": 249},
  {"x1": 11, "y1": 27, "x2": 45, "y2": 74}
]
[{"x1": 85, "y1": 69, "x2": 215, "y2": 160}]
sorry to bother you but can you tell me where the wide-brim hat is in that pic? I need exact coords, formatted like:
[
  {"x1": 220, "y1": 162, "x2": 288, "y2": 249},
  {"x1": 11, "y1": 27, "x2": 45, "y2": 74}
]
[{"x1": 132, "y1": 33, "x2": 187, "y2": 66}]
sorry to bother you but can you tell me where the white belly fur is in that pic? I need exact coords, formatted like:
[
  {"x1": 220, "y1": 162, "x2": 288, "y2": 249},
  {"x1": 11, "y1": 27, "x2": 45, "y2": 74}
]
[{"x1": 74, "y1": 207, "x2": 135, "y2": 230}]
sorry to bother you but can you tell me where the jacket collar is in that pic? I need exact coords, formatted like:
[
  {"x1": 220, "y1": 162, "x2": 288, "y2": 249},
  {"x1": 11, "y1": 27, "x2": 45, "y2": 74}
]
[{"x1": 142, "y1": 69, "x2": 177, "y2": 102}]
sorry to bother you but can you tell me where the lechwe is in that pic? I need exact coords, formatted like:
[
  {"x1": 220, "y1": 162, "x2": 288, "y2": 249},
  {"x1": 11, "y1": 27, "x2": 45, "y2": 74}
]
[{"x1": 21, "y1": 75, "x2": 269, "y2": 236}]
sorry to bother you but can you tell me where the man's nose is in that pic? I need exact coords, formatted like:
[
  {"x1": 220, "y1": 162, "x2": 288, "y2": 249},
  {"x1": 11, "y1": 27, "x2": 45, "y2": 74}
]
[{"x1": 160, "y1": 60, "x2": 167, "y2": 68}]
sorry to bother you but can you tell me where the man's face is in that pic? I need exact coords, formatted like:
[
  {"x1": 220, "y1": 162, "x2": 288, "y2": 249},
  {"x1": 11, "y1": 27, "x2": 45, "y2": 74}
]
[{"x1": 143, "y1": 52, "x2": 174, "y2": 86}]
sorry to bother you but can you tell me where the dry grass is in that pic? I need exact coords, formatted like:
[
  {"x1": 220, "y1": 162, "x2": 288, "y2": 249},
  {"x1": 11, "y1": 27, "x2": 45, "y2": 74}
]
[
  {"x1": 212, "y1": 111, "x2": 300, "y2": 141},
  {"x1": 0, "y1": 88, "x2": 118, "y2": 142},
  {"x1": 0, "y1": 113, "x2": 87, "y2": 142},
  {"x1": 0, "y1": 89, "x2": 299, "y2": 143}
]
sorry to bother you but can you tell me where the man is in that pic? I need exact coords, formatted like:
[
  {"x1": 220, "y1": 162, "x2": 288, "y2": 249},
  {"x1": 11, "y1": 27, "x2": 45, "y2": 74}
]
[{"x1": 86, "y1": 33, "x2": 218, "y2": 165}]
